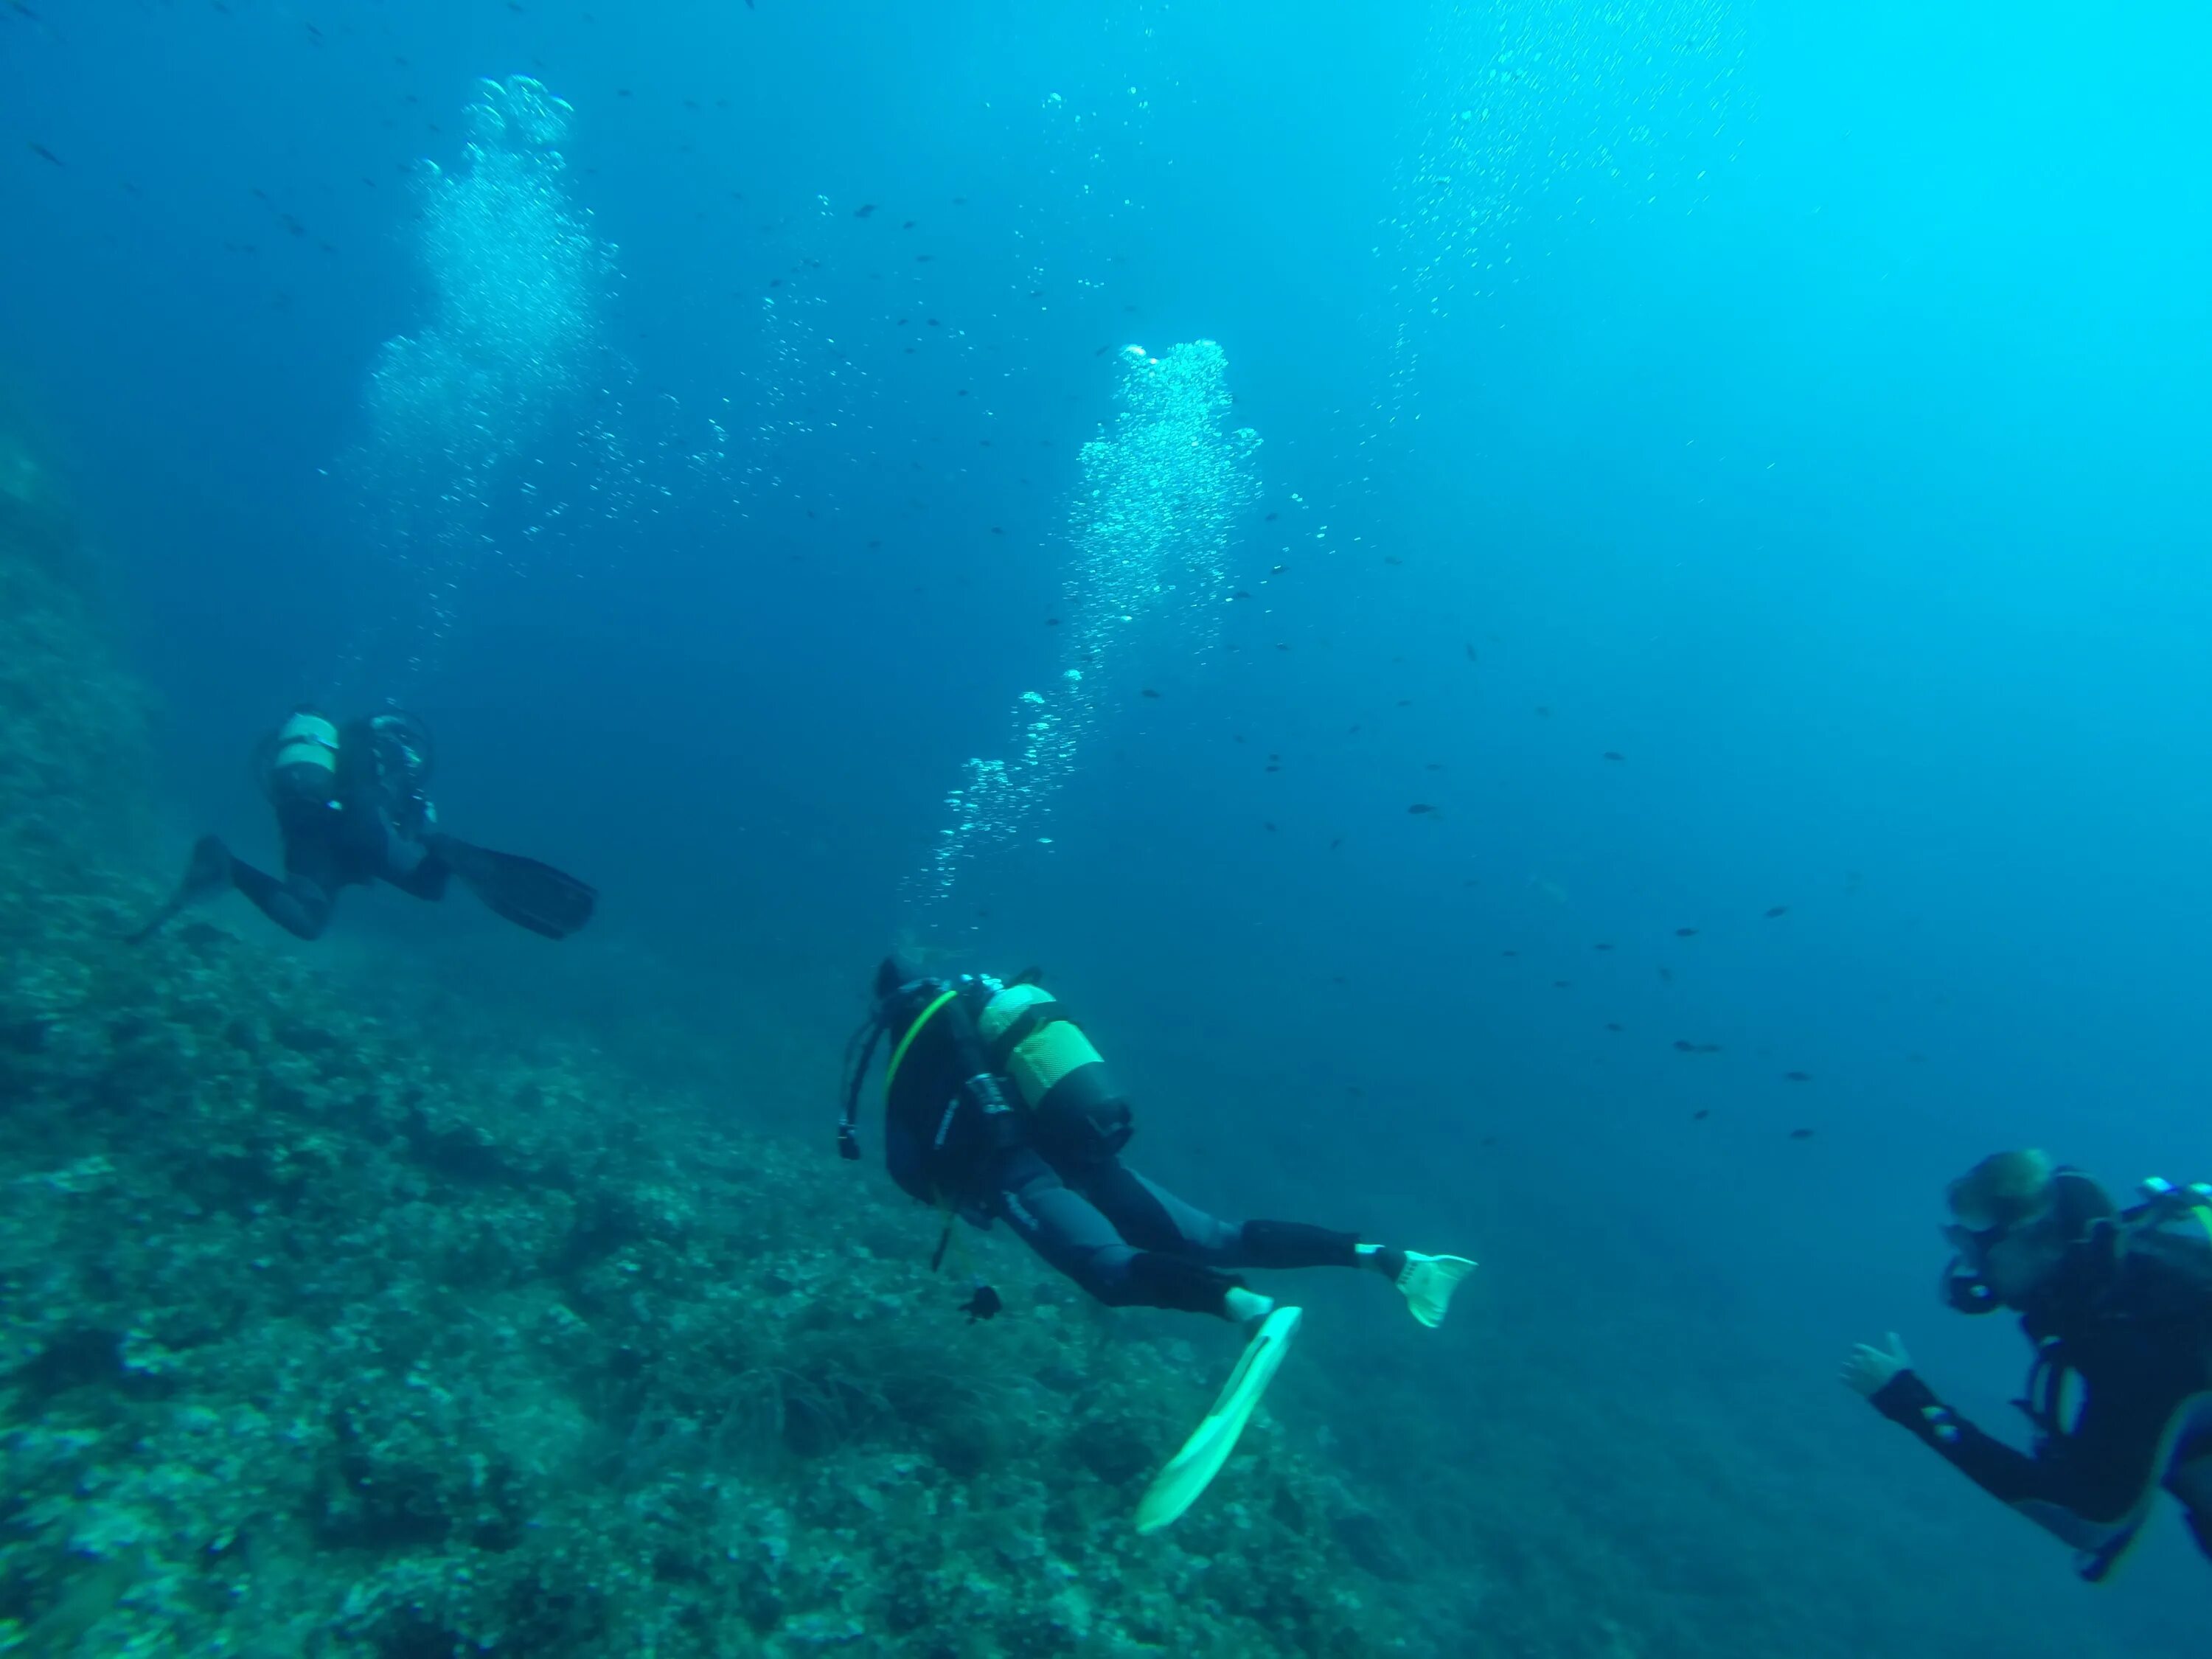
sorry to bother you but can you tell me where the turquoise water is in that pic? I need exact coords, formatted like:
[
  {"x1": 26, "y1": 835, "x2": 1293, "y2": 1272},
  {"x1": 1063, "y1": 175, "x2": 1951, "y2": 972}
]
[{"x1": 3, "y1": 2, "x2": 2209, "y2": 1653}]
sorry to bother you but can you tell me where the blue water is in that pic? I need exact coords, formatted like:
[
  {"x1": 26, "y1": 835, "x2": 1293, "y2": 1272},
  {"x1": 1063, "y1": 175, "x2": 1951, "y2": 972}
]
[{"x1": 7, "y1": 0, "x2": 2211, "y2": 1647}]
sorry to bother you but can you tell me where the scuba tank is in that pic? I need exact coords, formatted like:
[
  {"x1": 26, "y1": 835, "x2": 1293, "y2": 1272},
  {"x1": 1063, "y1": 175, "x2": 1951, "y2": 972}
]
[
  {"x1": 839, "y1": 965, "x2": 1133, "y2": 1194},
  {"x1": 972, "y1": 980, "x2": 1133, "y2": 1165},
  {"x1": 254, "y1": 709, "x2": 341, "y2": 809}
]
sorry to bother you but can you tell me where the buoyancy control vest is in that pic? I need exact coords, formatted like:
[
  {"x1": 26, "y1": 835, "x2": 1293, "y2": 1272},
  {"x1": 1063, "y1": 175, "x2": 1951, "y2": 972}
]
[{"x1": 2013, "y1": 1179, "x2": 2212, "y2": 1580}]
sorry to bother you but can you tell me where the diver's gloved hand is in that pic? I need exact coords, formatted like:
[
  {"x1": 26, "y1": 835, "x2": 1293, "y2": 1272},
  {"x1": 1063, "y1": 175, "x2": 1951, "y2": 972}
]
[{"x1": 1841, "y1": 1332, "x2": 1913, "y2": 1397}]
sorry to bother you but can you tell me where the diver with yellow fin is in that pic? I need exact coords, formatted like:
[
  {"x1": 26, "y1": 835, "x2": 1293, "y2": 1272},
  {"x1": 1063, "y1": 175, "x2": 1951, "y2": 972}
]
[
  {"x1": 132, "y1": 706, "x2": 595, "y2": 945},
  {"x1": 842, "y1": 956, "x2": 1475, "y2": 1529}
]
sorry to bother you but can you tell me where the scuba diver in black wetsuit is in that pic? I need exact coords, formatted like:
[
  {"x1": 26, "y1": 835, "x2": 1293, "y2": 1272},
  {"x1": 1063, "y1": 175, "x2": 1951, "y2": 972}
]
[
  {"x1": 132, "y1": 707, "x2": 596, "y2": 945},
  {"x1": 1843, "y1": 1150, "x2": 2212, "y2": 1582},
  {"x1": 841, "y1": 955, "x2": 1475, "y2": 1531}
]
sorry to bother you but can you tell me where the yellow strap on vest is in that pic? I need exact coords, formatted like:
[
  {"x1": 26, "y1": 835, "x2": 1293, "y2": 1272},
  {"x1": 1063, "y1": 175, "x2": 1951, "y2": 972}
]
[{"x1": 883, "y1": 988, "x2": 958, "y2": 1104}]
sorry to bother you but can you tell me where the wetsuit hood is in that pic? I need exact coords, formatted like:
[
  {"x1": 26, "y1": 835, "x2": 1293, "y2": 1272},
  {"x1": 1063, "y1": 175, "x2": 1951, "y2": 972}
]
[{"x1": 1943, "y1": 1167, "x2": 2118, "y2": 1315}]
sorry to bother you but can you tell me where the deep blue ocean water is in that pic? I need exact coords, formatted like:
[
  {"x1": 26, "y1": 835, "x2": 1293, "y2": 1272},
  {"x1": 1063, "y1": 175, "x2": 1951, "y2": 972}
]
[{"x1": 7, "y1": 0, "x2": 2211, "y2": 1648}]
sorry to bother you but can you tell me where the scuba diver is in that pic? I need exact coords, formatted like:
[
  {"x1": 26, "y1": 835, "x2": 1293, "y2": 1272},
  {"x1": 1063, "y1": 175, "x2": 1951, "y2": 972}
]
[
  {"x1": 1843, "y1": 1150, "x2": 2212, "y2": 1581},
  {"x1": 131, "y1": 707, "x2": 596, "y2": 945},
  {"x1": 841, "y1": 956, "x2": 1475, "y2": 1531}
]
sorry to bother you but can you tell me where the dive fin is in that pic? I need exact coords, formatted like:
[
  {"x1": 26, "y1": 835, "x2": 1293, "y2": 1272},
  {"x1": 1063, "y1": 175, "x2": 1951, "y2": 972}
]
[
  {"x1": 1396, "y1": 1252, "x2": 1476, "y2": 1329},
  {"x1": 128, "y1": 835, "x2": 233, "y2": 944},
  {"x1": 1135, "y1": 1304, "x2": 1301, "y2": 1534},
  {"x1": 428, "y1": 835, "x2": 597, "y2": 939}
]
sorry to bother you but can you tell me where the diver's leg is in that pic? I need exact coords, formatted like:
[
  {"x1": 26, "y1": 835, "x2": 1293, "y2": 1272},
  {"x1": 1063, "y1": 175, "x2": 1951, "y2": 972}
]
[
  {"x1": 2170, "y1": 1454, "x2": 2212, "y2": 1564},
  {"x1": 989, "y1": 1149, "x2": 1240, "y2": 1317},
  {"x1": 1074, "y1": 1163, "x2": 1360, "y2": 1269},
  {"x1": 1081, "y1": 1164, "x2": 1476, "y2": 1327},
  {"x1": 127, "y1": 835, "x2": 237, "y2": 942},
  {"x1": 229, "y1": 858, "x2": 335, "y2": 941},
  {"x1": 382, "y1": 835, "x2": 452, "y2": 901},
  {"x1": 1071, "y1": 1161, "x2": 1249, "y2": 1260}
]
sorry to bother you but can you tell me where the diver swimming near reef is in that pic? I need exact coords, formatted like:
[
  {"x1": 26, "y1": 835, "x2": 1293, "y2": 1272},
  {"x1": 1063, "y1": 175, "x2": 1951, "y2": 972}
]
[
  {"x1": 841, "y1": 955, "x2": 1475, "y2": 1529},
  {"x1": 131, "y1": 707, "x2": 596, "y2": 945},
  {"x1": 1843, "y1": 1150, "x2": 2212, "y2": 1581}
]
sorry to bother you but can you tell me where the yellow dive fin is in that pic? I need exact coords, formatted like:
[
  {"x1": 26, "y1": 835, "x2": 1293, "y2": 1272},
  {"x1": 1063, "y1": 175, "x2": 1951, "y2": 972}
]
[
  {"x1": 1396, "y1": 1252, "x2": 1476, "y2": 1328},
  {"x1": 1135, "y1": 1305, "x2": 1302, "y2": 1534}
]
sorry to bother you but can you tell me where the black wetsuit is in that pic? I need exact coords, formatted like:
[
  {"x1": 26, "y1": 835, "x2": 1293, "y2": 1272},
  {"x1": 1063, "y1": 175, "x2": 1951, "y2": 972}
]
[
  {"x1": 237, "y1": 717, "x2": 448, "y2": 940},
  {"x1": 1872, "y1": 1222, "x2": 2212, "y2": 1579},
  {"x1": 878, "y1": 973, "x2": 1376, "y2": 1317}
]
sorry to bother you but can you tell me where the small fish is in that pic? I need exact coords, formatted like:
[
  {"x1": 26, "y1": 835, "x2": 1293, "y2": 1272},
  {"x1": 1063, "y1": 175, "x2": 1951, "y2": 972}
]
[
  {"x1": 1045, "y1": 617, "x2": 1059, "y2": 627},
  {"x1": 1265, "y1": 511, "x2": 1279, "y2": 521},
  {"x1": 1553, "y1": 981, "x2": 1571, "y2": 990},
  {"x1": 1603, "y1": 751, "x2": 1626, "y2": 762},
  {"x1": 1384, "y1": 554, "x2": 1404, "y2": 566},
  {"x1": 1764, "y1": 905, "x2": 1788, "y2": 918},
  {"x1": 1270, "y1": 563, "x2": 1287, "y2": 574},
  {"x1": 1329, "y1": 837, "x2": 1343, "y2": 850},
  {"x1": 854, "y1": 204, "x2": 876, "y2": 218},
  {"x1": 901, "y1": 220, "x2": 917, "y2": 229},
  {"x1": 1604, "y1": 1022, "x2": 1624, "y2": 1032},
  {"x1": 1406, "y1": 803, "x2": 1436, "y2": 815},
  {"x1": 1696, "y1": 1043, "x2": 1722, "y2": 1054},
  {"x1": 1788, "y1": 1127, "x2": 1816, "y2": 1140},
  {"x1": 1232, "y1": 589, "x2": 1252, "y2": 599},
  {"x1": 1479, "y1": 1135, "x2": 1500, "y2": 1148},
  {"x1": 1593, "y1": 942, "x2": 1613, "y2": 952},
  {"x1": 1140, "y1": 688, "x2": 1161, "y2": 699},
  {"x1": 1672, "y1": 1040, "x2": 1696, "y2": 1052},
  {"x1": 27, "y1": 142, "x2": 63, "y2": 166},
  {"x1": 1501, "y1": 950, "x2": 1517, "y2": 957},
  {"x1": 1783, "y1": 1071, "x2": 1811, "y2": 1082},
  {"x1": 1535, "y1": 706, "x2": 1553, "y2": 718},
  {"x1": 1692, "y1": 1109, "x2": 1711, "y2": 1121},
  {"x1": 1657, "y1": 967, "x2": 1673, "y2": 982},
  {"x1": 1263, "y1": 821, "x2": 1277, "y2": 832},
  {"x1": 1464, "y1": 642, "x2": 1478, "y2": 662},
  {"x1": 1674, "y1": 927, "x2": 1698, "y2": 938}
]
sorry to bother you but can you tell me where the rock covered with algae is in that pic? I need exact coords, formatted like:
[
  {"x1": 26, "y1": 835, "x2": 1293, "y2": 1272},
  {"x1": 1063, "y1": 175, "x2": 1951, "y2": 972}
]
[{"x1": 0, "y1": 428, "x2": 1432, "y2": 1656}]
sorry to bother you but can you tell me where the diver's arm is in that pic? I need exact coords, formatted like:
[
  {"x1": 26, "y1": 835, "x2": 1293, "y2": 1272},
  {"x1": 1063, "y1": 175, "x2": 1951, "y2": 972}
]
[
  {"x1": 1870, "y1": 1368, "x2": 2151, "y2": 1524},
  {"x1": 1868, "y1": 1369, "x2": 2050, "y2": 1505}
]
